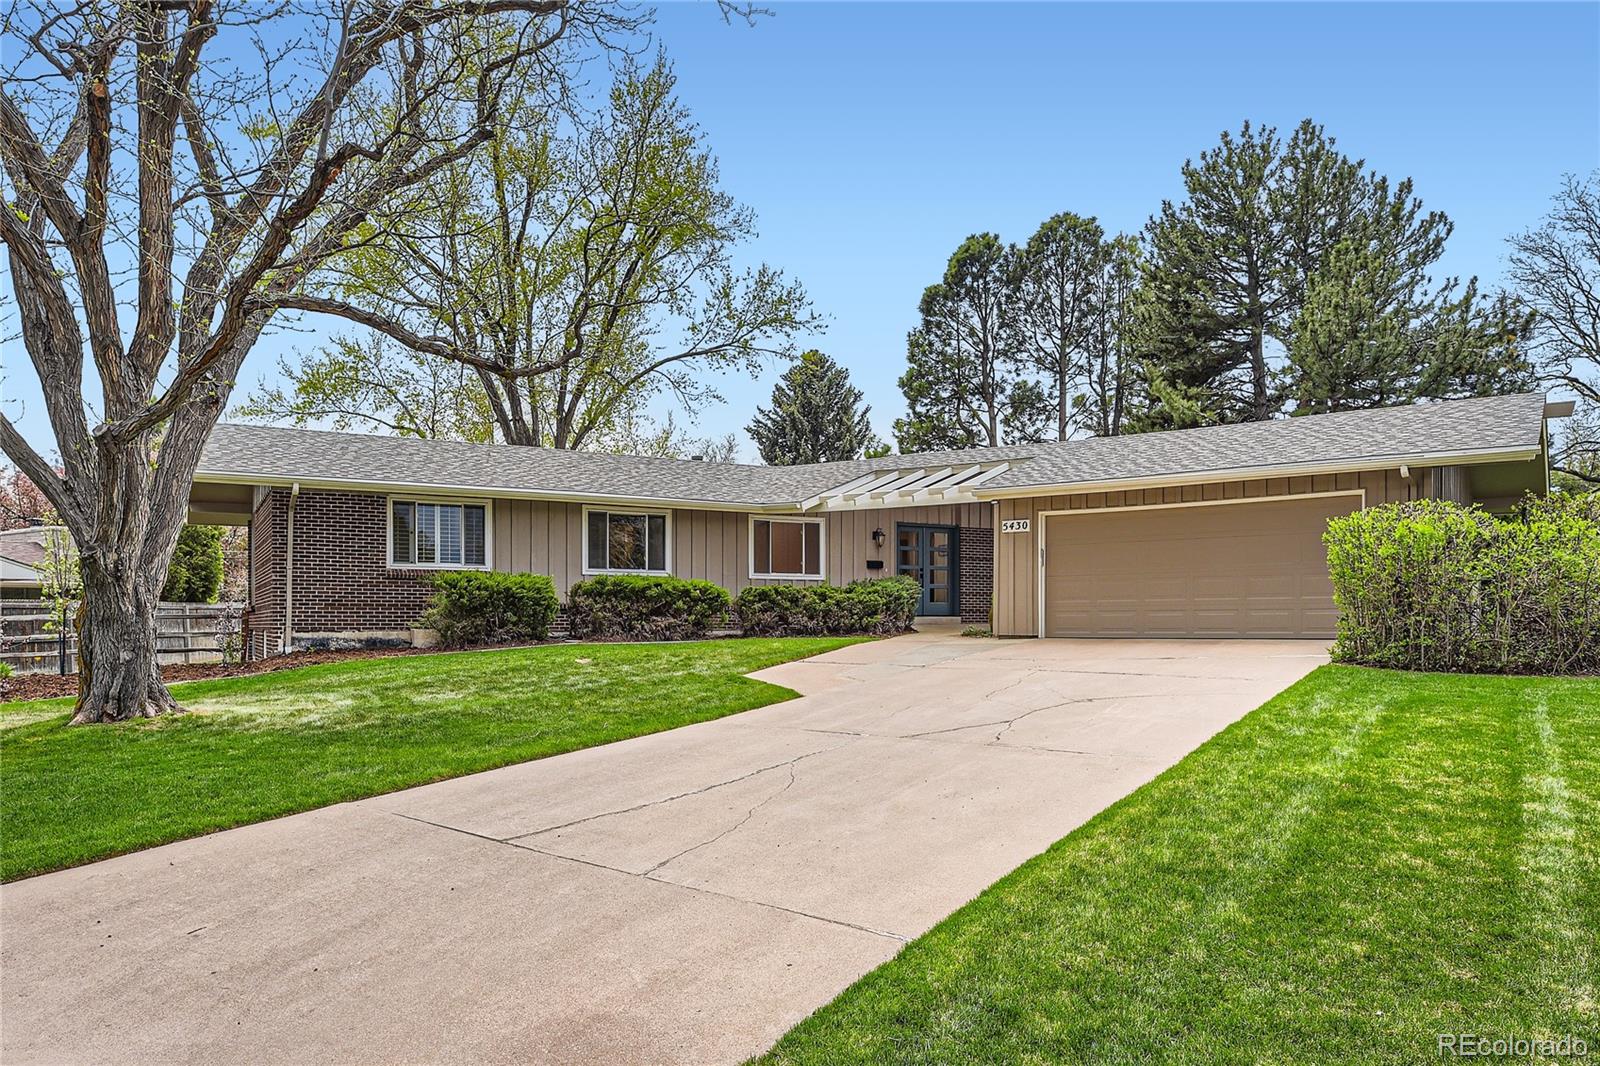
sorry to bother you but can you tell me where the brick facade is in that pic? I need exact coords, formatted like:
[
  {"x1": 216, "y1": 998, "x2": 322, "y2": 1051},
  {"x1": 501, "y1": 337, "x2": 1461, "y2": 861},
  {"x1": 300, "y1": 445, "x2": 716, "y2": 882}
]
[
  {"x1": 958, "y1": 525, "x2": 994, "y2": 627},
  {"x1": 247, "y1": 488, "x2": 440, "y2": 656},
  {"x1": 244, "y1": 489, "x2": 284, "y2": 659}
]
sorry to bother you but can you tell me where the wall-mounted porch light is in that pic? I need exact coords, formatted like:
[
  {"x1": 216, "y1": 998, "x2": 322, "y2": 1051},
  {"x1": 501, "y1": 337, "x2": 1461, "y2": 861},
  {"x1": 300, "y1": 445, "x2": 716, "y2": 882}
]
[{"x1": 872, "y1": 526, "x2": 886, "y2": 548}]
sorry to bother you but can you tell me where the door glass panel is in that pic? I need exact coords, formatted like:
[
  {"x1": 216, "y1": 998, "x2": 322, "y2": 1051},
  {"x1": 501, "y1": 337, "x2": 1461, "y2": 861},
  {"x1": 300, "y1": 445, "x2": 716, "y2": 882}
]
[
  {"x1": 929, "y1": 570, "x2": 948, "y2": 587},
  {"x1": 898, "y1": 529, "x2": 916, "y2": 548},
  {"x1": 929, "y1": 587, "x2": 949, "y2": 604},
  {"x1": 930, "y1": 531, "x2": 950, "y2": 550},
  {"x1": 899, "y1": 549, "x2": 919, "y2": 568}
]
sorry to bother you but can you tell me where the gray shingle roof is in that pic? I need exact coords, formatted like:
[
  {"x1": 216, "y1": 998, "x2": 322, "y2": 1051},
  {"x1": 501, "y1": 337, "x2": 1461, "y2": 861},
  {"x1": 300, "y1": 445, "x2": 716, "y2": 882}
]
[{"x1": 196, "y1": 393, "x2": 1549, "y2": 507}]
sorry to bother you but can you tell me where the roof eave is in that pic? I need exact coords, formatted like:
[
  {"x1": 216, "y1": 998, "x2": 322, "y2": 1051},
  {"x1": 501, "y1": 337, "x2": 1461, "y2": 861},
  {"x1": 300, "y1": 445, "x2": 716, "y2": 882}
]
[
  {"x1": 190, "y1": 470, "x2": 799, "y2": 513},
  {"x1": 969, "y1": 444, "x2": 1545, "y2": 501}
]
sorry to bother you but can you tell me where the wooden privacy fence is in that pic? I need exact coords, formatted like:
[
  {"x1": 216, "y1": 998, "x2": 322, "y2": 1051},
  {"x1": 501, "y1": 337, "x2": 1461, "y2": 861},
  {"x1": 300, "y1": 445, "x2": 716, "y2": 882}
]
[{"x1": 0, "y1": 600, "x2": 244, "y2": 675}]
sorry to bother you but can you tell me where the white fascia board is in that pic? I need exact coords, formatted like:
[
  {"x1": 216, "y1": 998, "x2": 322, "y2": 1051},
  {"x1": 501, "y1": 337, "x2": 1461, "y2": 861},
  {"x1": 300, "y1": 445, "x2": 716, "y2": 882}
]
[{"x1": 969, "y1": 446, "x2": 1542, "y2": 501}]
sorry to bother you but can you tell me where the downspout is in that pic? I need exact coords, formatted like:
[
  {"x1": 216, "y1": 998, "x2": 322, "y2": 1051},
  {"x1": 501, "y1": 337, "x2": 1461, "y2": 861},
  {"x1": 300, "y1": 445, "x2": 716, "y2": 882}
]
[{"x1": 283, "y1": 482, "x2": 300, "y2": 654}]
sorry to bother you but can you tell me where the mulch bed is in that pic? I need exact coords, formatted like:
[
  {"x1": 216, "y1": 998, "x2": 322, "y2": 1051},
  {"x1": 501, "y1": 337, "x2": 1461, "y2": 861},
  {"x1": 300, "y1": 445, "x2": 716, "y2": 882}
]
[{"x1": 0, "y1": 642, "x2": 551, "y2": 704}]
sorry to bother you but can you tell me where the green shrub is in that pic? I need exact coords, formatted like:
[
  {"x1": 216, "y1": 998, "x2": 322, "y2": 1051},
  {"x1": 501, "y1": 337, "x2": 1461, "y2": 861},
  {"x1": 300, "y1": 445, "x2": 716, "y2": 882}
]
[
  {"x1": 1325, "y1": 495, "x2": 1600, "y2": 674},
  {"x1": 566, "y1": 575, "x2": 730, "y2": 641},
  {"x1": 735, "y1": 575, "x2": 921, "y2": 636},
  {"x1": 419, "y1": 571, "x2": 559, "y2": 647},
  {"x1": 162, "y1": 525, "x2": 224, "y2": 602}
]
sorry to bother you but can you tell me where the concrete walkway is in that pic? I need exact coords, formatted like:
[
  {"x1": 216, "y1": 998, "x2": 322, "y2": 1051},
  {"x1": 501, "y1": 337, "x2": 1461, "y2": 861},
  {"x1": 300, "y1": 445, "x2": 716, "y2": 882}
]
[{"x1": 1, "y1": 633, "x2": 1326, "y2": 1065}]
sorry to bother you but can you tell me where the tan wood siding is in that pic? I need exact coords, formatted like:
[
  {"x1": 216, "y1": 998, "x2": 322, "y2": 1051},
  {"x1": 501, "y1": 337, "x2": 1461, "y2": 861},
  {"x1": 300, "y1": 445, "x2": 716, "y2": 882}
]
[
  {"x1": 993, "y1": 468, "x2": 1423, "y2": 637},
  {"x1": 477, "y1": 499, "x2": 993, "y2": 599}
]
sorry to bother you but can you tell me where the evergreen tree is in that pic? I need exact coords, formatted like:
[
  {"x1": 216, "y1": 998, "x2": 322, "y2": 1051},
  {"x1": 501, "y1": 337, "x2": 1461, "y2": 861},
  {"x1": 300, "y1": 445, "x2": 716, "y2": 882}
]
[
  {"x1": 1136, "y1": 119, "x2": 1464, "y2": 426},
  {"x1": 162, "y1": 526, "x2": 225, "y2": 604},
  {"x1": 1074, "y1": 235, "x2": 1142, "y2": 436},
  {"x1": 1288, "y1": 250, "x2": 1535, "y2": 413},
  {"x1": 1138, "y1": 120, "x2": 1291, "y2": 427},
  {"x1": 746, "y1": 351, "x2": 876, "y2": 464},
  {"x1": 894, "y1": 235, "x2": 1046, "y2": 450},
  {"x1": 1015, "y1": 213, "x2": 1107, "y2": 440}
]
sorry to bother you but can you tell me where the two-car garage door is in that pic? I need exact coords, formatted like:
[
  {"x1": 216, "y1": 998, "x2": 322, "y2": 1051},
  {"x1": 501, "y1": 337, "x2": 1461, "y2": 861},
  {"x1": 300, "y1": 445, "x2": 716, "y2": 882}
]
[{"x1": 1040, "y1": 494, "x2": 1362, "y2": 638}]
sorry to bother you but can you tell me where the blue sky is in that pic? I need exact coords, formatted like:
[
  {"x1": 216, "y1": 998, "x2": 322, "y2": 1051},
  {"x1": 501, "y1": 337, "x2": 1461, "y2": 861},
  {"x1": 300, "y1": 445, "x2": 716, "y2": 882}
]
[
  {"x1": 6, "y1": 2, "x2": 1598, "y2": 461},
  {"x1": 646, "y1": 0, "x2": 1600, "y2": 452}
]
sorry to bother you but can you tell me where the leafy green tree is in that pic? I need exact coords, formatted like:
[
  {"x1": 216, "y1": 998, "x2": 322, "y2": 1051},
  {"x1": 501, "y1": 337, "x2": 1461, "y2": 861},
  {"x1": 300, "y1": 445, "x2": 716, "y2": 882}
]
[
  {"x1": 161, "y1": 527, "x2": 224, "y2": 603},
  {"x1": 248, "y1": 56, "x2": 818, "y2": 451},
  {"x1": 747, "y1": 351, "x2": 876, "y2": 464},
  {"x1": 894, "y1": 234, "x2": 1045, "y2": 450}
]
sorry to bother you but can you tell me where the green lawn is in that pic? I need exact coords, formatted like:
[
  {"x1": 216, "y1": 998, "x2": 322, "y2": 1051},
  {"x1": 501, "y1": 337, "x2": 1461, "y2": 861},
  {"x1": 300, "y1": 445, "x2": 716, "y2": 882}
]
[
  {"x1": 0, "y1": 637, "x2": 861, "y2": 882},
  {"x1": 760, "y1": 666, "x2": 1600, "y2": 1065}
]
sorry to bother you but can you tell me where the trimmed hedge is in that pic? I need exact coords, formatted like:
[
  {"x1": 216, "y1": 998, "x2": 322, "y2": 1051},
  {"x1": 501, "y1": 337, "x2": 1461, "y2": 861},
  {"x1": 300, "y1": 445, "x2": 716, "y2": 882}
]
[
  {"x1": 566, "y1": 574, "x2": 730, "y2": 641},
  {"x1": 1325, "y1": 494, "x2": 1600, "y2": 674},
  {"x1": 419, "y1": 571, "x2": 560, "y2": 647},
  {"x1": 735, "y1": 576, "x2": 921, "y2": 637}
]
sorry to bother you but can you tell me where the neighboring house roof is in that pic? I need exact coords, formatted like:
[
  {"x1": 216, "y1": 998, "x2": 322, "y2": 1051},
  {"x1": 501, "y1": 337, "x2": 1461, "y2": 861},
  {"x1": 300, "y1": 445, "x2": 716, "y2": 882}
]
[
  {"x1": 1, "y1": 555, "x2": 43, "y2": 586},
  {"x1": 0, "y1": 526, "x2": 65, "y2": 587},
  {"x1": 194, "y1": 392, "x2": 1551, "y2": 510},
  {"x1": 0, "y1": 526, "x2": 62, "y2": 568}
]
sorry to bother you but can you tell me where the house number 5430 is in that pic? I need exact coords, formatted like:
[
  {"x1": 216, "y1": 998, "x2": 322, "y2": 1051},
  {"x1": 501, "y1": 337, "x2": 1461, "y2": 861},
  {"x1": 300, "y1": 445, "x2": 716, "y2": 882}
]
[{"x1": 1000, "y1": 519, "x2": 1030, "y2": 534}]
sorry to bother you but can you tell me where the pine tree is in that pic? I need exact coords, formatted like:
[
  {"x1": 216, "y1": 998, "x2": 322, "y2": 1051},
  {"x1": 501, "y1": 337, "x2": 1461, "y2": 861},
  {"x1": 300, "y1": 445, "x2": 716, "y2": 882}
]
[
  {"x1": 1136, "y1": 119, "x2": 1467, "y2": 426},
  {"x1": 746, "y1": 351, "x2": 877, "y2": 465},
  {"x1": 1015, "y1": 213, "x2": 1107, "y2": 440},
  {"x1": 894, "y1": 234, "x2": 1046, "y2": 450}
]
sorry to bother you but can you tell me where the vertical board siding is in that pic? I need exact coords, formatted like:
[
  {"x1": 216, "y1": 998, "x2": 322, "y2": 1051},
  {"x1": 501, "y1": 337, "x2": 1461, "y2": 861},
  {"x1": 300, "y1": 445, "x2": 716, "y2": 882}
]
[
  {"x1": 991, "y1": 466, "x2": 1428, "y2": 637},
  {"x1": 472, "y1": 499, "x2": 996, "y2": 598}
]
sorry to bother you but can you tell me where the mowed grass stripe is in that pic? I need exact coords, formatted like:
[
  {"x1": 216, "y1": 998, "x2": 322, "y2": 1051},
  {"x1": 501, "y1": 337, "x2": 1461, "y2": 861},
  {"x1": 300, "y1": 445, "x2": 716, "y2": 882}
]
[{"x1": 759, "y1": 667, "x2": 1600, "y2": 1065}]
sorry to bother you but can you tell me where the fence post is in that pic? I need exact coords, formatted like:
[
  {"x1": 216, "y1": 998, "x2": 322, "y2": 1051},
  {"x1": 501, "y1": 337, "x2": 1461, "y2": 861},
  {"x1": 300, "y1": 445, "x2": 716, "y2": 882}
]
[{"x1": 57, "y1": 601, "x2": 68, "y2": 676}]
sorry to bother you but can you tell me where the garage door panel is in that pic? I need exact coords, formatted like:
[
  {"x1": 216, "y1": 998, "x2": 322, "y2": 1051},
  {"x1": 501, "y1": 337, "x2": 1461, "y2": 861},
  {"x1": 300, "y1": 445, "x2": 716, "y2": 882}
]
[{"x1": 1043, "y1": 495, "x2": 1358, "y2": 639}]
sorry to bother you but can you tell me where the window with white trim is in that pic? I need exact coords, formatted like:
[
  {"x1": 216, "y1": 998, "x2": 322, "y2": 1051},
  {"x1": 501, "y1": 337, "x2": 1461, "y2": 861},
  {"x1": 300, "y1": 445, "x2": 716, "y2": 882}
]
[
  {"x1": 390, "y1": 499, "x2": 488, "y2": 568},
  {"x1": 585, "y1": 509, "x2": 669, "y2": 574},
  {"x1": 751, "y1": 517, "x2": 823, "y2": 579}
]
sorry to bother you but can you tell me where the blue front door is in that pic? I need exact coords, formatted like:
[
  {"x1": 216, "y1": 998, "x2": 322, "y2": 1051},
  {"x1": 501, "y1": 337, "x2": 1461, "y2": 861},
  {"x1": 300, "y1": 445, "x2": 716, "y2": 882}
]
[{"x1": 896, "y1": 524, "x2": 958, "y2": 616}]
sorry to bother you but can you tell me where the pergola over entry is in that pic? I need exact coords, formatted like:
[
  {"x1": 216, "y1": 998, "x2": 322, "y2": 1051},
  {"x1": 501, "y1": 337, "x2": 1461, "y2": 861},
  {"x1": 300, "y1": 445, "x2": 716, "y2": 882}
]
[{"x1": 797, "y1": 461, "x2": 1012, "y2": 513}]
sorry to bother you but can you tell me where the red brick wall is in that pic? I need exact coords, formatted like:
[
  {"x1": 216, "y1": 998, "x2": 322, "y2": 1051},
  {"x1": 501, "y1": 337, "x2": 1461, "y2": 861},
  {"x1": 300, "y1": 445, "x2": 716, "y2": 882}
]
[{"x1": 959, "y1": 525, "x2": 994, "y2": 626}]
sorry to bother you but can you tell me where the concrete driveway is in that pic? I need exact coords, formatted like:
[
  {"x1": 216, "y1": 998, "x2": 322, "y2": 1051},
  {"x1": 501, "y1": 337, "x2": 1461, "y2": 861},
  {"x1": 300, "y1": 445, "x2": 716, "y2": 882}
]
[{"x1": 1, "y1": 632, "x2": 1326, "y2": 1065}]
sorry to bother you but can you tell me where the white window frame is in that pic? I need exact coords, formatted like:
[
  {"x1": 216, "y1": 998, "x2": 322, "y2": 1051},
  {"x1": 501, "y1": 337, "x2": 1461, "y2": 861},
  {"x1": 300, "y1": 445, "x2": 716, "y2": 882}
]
[
  {"x1": 387, "y1": 495, "x2": 493, "y2": 571},
  {"x1": 582, "y1": 505, "x2": 673, "y2": 576},
  {"x1": 748, "y1": 515, "x2": 826, "y2": 581}
]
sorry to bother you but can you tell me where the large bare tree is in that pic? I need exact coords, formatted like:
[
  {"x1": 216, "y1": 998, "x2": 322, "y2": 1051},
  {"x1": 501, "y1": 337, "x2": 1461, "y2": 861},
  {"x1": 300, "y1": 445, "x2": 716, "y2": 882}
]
[
  {"x1": 243, "y1": 54, "x2": 816, "y2": 450},
  {"x1": 0, "y1": 0, "x2": 633, "y2": 723}
]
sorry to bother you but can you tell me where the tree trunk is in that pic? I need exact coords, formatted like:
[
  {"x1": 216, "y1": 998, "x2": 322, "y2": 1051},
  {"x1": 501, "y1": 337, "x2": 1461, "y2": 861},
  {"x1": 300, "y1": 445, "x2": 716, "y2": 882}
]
[{"x1": 70, "y1": 559, "x2": 181, "y2": 725}]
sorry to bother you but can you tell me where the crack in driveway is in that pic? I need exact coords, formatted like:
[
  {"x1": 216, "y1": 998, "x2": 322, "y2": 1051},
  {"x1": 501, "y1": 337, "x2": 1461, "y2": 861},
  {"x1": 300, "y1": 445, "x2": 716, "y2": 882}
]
[
  {"x1": 641, "y1": 758, "x2": 806, "y2": 877},
  {"x1": 503, "y1": 739, "x2": 854, "y2": 843}
]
